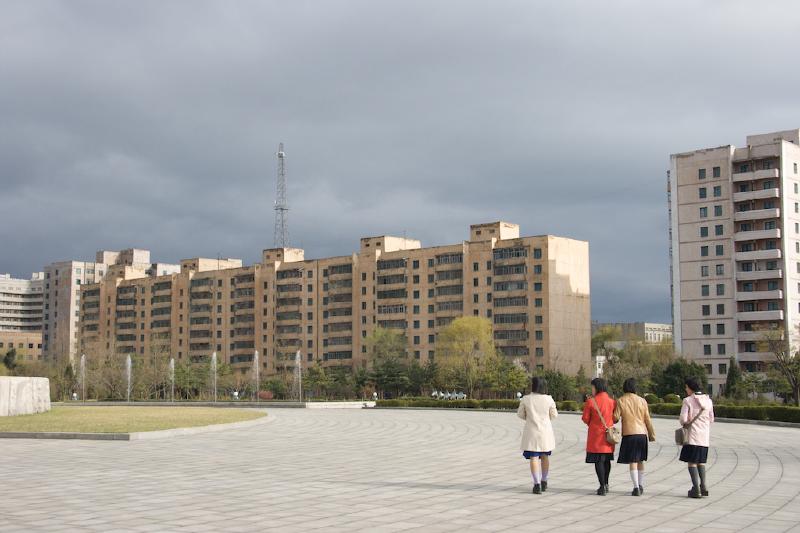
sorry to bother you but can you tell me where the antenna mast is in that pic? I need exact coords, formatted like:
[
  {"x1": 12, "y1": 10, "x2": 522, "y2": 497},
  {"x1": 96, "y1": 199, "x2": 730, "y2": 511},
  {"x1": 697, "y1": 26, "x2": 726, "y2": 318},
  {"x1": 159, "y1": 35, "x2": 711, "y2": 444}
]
[{"x1": 274, "y1": 143, "x2": 289, "y2": 247}]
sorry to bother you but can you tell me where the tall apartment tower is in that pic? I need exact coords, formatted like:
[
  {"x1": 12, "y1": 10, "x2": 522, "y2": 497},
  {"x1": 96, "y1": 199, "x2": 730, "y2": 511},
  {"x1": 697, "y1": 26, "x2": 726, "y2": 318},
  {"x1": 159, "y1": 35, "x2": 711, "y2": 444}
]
[
  {"x1": 42, "y1": 249, "x2": 179, "y2": 367},
  {"x1": 670, "y1": 129, "x2": 800, "y2": 395},
  {"x1": 0, "y1": 272, "x2": 44, "y2": 361},
  {"x1": 79, "y1": 222, "x2": 592, "y2": 377}
]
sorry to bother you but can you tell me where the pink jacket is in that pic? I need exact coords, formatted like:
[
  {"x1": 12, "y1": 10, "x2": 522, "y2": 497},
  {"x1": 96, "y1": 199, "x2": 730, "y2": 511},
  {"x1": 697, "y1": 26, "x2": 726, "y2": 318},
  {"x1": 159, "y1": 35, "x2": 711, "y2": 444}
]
[{"x1": 679, "y1": 393, "x2": 714, "y2": 447}]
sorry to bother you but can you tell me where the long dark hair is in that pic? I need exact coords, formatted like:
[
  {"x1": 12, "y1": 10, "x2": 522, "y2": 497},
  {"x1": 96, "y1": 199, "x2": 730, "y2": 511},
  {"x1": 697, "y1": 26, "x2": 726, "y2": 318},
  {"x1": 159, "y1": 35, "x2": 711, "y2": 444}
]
[{"x1": 531, "y1": 376, "x2": 547, "y2": 394}]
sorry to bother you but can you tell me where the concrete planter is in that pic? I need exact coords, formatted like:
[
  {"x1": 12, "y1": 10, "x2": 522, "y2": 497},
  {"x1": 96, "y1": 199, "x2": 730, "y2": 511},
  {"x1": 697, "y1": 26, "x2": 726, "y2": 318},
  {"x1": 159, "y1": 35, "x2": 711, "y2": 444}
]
[{"x1": 0, "y1": 377, "x2": 51, "y2": 416}]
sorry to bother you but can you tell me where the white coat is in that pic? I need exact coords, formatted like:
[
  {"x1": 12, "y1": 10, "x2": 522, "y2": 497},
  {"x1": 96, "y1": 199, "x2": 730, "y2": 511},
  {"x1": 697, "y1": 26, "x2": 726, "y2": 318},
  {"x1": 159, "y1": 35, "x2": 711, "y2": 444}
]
[{"x1": 516, "y1": 393, "x2": 558, "y2": 452}]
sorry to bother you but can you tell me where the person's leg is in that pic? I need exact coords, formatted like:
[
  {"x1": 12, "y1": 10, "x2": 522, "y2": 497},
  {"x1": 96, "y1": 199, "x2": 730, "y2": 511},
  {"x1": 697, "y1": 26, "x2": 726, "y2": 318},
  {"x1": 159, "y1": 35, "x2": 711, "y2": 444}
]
[
  {"x1": 688, "y1": 462, "x2": 701, "y2": 497},
  {"x1": 697, "y1": 463, "x2": 708, "y2": 496},
  {"x1": 529, "y1": 457, "x2": 542, "y2": 493},
  {"x1": 594, "y1": 460, "x2": 606, "y2": 494},
  {"x1": 638, "y1": 462, "x2": 645, "y2": 492},
  {"x1": 629, "y1": 463, "x2": 639, "y2": 490},
  {"x1": 540, "y1": 455, "x2": 550, "y2": 490},
  {"x1": 604, "y1": 456, "x2": 612, "y2": 488}
]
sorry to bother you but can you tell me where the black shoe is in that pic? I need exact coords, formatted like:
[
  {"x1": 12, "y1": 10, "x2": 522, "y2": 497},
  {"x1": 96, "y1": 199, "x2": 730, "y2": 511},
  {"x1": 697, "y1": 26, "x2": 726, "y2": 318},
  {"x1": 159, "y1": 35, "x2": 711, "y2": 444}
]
[
  {"x1": 532, "y1": 484, "x2": 542, "y2": 494},
  {"x1": 541, "y1": 480, "x2": 547, "y2": 492},
  {"x1": 596, "y1": 486, "x2": 606, "y2": 496},
  {"x1": 631, "y1": 487, "x2": 641, "y2": 496},
  {"x1": 639, "y1": 485, "x2": 644, "y2": 495},
  {"x1": 700, "y1": 486, "x2": 709, "y2": 497},
  {"x1": 688, "y1": 487, "x2": 702, "y2": 499},
  {"x1": 605, "y1": 484, "x2": 609, "y2": 493}
]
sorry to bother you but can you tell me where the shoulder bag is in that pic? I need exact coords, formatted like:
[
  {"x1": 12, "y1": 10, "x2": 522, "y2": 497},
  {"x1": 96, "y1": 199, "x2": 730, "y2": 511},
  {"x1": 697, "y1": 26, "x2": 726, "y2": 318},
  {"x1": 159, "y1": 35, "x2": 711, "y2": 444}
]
[
  {"x1": 591, "y1": 396, "x2": 621, "y2": 445},
  {"x1": 675, "y1": 397, "x2": 705, "y2": 446}
]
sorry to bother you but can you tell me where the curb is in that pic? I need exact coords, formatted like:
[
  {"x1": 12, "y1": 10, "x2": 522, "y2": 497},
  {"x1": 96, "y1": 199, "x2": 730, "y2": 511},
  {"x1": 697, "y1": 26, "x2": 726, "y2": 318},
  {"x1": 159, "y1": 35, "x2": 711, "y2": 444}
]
[
  {"x1": 0, "y1": 409, "x2": 273, "y2": 441},
  {"x1": 373, "y1": 406, "x2": 800, "y2": 429}
]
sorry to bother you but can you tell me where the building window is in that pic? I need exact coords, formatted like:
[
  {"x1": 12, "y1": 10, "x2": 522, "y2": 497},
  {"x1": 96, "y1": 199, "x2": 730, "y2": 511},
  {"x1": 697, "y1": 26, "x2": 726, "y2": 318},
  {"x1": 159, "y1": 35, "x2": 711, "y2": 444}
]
[
  {"x1": 713, "y1": 186, "x2": 721, "y2": 197},
  {"x1": 698, "y1": 168, "x2": 706, "y2": 179},
  {"x1": 702, "y1": 324, "x2": 711, "y2": 335},
  {"x1": 700, "y1": 266, "x2": 709, "y2": 277},
  {"x1": 716, "y1": 323, "x2": 725, "y2": 335},
  {"x1": 703, "y1": 344, "x2": 711, "y2": 355},
  {"x1": 716, "y1": 304, "x2": 724, "y2": 315},
  {"x1": 701, "y1": 305, "x2": 710, "y2": 316},
  {"x1": 716, "y1": 284, "x2": 725, "y2": 296},
  {"x1": 715, "y1": 225, "x2": 723, "y2": 236},
  {"x1": 700, "y1": 246, "x2": 709, "y2": 257},
  {"x1": 699, "y1": 187, "x2": 707, "y2": 199},
  {"x1": 699, "y1": 207, "x2": 708, "y2": 218},
  {"x1": 715, "y1": 245, "x2": 723, "y2": 256},
  {"x1": 701, "y1": 285, "x2": 709, "y2": 296},
  {"x1": 413, "y1": 260, "x2": 419, "y2": 269},
  {"x1": 700, "y1": 227, "x2": 708, "y2": 238},
  {"x1": 719, "y1": 363, "x2": 728, "y2": 375},
  {"x1": 717, "y1": 344, "x2": 726, "y2": 355},
  {"x1": 713, "y1": 166, "x2": 720, "y2": 178},
  {"x1": 714, "y1": 205, "x2": 722, "y2": 216},
  {"x1": 473, "y1": 262, "x2": 479, "y2": 272},
  {"x1": 715, "y1": 264, "x2": 724, "y2": 275}
]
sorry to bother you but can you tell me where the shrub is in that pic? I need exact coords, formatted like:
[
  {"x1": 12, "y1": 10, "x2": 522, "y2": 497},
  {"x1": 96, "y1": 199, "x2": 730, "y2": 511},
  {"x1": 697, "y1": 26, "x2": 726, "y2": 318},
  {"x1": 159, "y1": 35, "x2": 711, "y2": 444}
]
[
  {"x1": 557, "y1": 400, "x2": 580, "y2": 412},
  {"x1": 481, "y1": 399, "x2": 520, "y2": 409},
  {"x1": 649, "y1": 403, "x2": 681, "y2": 416},
  {"x1": 643, "y1": 393, "x2": 662, "y2": 404},
  {"x1": 765, "y1": 406, "x2": 800, "y2": 423},
  {"x1": 663, "y1": 394, "x2": 681, "y2": 404}
]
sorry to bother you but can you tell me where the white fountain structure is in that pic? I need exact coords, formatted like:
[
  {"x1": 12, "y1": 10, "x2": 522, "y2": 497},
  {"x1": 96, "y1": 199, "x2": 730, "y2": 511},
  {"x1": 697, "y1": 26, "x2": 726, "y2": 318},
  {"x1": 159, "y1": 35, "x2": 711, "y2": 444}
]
[
  {"x1": 169, "y1": 357, "x2": 175, "y2": 402},
  {"x1": 211, "y1": 351, "x2": 218, "y2": 403},
  {"x1": 125, "y1": 354, "x2": 132, "y2": 402},
  {"x1": 80, "y1": 353, "x2": 86, "y2": 402},
  {"x1": 253, "y1": 350, "x2": 260, "y2": 402},
  {"x1": 293, "y1": 350, "x2": 302, "y2": 402}
]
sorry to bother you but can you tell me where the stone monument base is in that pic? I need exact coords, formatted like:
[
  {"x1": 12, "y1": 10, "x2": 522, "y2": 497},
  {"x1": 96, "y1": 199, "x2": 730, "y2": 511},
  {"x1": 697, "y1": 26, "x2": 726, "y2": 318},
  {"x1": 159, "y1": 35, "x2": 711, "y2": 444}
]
[{"x1": 0, "y1": 377, "x2": 51, "y2": 416}]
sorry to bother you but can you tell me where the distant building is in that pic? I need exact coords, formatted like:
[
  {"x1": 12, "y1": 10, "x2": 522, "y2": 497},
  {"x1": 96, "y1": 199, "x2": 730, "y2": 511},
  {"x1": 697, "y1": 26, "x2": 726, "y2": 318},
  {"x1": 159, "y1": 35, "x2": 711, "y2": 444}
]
[
  {"x1": 592, "y1": 322, "x2": 673, "y2": 346},
  {"x1": 42, "y1": 249, "x2": 179, "y2": 366},
  {"x1": 0, "y1": 272, "x2": 44, "y2": 362},
  {"x1": 79, "y1": 221, "x2": 592, "y2": 377}
]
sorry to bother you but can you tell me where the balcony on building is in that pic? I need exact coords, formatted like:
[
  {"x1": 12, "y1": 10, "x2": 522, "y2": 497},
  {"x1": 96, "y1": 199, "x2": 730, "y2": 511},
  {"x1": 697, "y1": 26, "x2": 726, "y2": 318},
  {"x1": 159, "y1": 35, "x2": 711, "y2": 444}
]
[
  {"x1": 735, "y1": 290, "x2": 783, "y2": 301},
  {"x1": 734, "y1": 249, "x2": 781, "y2": 261},
  {"x1": 733, "y1": 228, "x2": 781, "y2": 242},
  {"x1": 733, "y1": 208, "x2": 780, "y2": 222},
  {"x1": 737, "y1": 310, "x2": 784, "y2": 321},
  {"x1": 732, "y1": 168, "x2": 779, "y2": 183},
  {"x1": 732, "y1": 187, "x2": 780, "y2": 203},
  {"x1": 737, "y1": 351, "x2": 777, "y2": 363},
  {"x1": 737, "y1": 330, "x2": 783, "y2": 342},
  {"x1": 736, "y1": 269, "x2": 782, "y2": 281}
]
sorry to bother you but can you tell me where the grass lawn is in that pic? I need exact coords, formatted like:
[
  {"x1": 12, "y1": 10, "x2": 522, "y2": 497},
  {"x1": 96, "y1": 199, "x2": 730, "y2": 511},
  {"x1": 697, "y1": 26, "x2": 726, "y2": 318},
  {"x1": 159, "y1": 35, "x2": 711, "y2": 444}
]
[{"x1": 0, "y1": 406, "x2": 266, "y2": 433}]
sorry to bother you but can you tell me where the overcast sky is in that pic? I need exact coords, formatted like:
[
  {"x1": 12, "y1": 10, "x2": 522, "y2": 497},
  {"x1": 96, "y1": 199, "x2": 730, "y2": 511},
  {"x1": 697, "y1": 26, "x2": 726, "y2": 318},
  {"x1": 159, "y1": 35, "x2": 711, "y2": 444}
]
[{"x1": 2, "y1": 1, "x2": 800, "y2": 323}]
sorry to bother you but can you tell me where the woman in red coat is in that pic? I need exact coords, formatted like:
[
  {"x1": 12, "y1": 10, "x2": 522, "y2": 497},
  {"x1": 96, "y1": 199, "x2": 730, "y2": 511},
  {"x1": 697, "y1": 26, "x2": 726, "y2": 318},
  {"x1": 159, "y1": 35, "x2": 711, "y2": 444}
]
[{"x1": 582, "y1": 378, "x2": 617, "y2": 495}]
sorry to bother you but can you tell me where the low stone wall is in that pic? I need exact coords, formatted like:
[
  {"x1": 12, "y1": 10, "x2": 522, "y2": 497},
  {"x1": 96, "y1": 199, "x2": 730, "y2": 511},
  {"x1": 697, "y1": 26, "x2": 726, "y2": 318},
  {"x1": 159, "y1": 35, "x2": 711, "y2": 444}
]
[{"x1": 0, "y1": 377, "x2": 51, "y2": 416}]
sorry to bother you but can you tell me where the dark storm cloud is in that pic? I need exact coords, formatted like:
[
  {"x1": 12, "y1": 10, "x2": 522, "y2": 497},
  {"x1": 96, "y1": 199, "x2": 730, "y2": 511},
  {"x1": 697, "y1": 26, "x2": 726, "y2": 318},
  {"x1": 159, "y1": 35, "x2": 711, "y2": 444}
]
[{"x1": 2, "y1": 0, "x2": 800, "y2": 322}]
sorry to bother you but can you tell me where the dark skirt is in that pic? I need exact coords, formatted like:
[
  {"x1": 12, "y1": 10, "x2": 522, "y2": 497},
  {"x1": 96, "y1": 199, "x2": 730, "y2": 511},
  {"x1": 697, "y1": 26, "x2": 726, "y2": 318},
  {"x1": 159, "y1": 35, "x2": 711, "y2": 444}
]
[
  {"x1": 523, "y1": 451, "x2": 552, "y2": 459},
  {"x1": 617, "y1": 434, "x2": 648, "y2": 464},
  {"x1": 585, "y1": 452, "x2": 614, "y2": 463},
  {"x1": 680, "y1": 445, "x2": 709, "y2": 464}
]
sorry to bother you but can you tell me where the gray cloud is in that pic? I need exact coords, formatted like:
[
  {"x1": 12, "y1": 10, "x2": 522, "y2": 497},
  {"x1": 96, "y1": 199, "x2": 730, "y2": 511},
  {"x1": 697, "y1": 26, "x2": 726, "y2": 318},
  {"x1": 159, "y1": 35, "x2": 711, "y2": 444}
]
[{"x1": 2, "y1": 0, "x2": 800, "y2": 322}]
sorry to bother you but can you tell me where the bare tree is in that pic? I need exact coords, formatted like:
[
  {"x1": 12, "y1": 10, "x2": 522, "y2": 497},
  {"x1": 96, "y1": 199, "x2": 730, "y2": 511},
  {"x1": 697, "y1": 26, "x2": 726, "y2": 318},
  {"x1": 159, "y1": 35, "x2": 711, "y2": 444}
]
[{"x1": 760, "y1": 325, "x2": 800, "y2": 406}]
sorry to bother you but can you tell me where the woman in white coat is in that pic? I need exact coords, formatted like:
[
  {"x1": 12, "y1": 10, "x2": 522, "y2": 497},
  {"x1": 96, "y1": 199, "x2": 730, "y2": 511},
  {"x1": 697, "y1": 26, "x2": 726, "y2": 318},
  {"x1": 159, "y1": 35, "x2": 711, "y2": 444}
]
[{"x1": 517, "y1": 376, "x2": 558, "y2": 494}]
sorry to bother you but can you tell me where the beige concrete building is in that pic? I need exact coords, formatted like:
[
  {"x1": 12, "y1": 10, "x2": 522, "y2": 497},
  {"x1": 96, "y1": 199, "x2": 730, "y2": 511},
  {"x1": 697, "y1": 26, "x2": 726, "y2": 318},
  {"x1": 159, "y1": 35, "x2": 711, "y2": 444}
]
[
  {"x1": 591, "y1": 322, "x2": 673, "y2": 345},
  {"x1": 670, "y1": 129, "x2": 800, "y2": 394},
  {"x1": 0, "y1": 273, "x2": 44, "y2": 361},
  {"x1": 79, "y1": 222, "x2": 591, "y2": 377},
  {"x1": 42, "y1": 249, "x2": 179, "y2": 366}
]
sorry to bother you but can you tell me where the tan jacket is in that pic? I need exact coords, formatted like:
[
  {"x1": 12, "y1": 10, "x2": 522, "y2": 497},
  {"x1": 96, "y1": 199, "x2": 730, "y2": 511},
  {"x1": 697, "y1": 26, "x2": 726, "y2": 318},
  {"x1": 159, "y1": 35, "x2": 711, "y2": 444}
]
[
  {"x1": 613, "y1": 393, "x2": 655, "y2": 440},
  {"x1": 517, "y1": 393, "x2": 558, "y2": 452}
]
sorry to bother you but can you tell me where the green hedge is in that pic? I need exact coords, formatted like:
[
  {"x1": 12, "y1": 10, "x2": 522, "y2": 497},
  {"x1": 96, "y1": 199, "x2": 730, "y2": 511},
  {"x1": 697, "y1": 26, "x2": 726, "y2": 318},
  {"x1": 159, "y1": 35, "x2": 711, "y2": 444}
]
[
  {"x1": 376, "y1": 399, "x2": 583, "y2": 411},
  {"x1": 643, "y1": 393, "x2": 662, "y2": 404},
  {"x1": 663, "y1": 394, "x2": 682, "y2": 404}
]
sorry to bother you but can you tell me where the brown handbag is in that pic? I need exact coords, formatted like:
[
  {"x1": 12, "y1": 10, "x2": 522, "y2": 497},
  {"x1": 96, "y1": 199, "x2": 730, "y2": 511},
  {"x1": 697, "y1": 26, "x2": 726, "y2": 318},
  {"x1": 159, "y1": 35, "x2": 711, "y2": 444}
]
[{"x1": 591, "y1": 396, "x2": 621, "y2": 445}]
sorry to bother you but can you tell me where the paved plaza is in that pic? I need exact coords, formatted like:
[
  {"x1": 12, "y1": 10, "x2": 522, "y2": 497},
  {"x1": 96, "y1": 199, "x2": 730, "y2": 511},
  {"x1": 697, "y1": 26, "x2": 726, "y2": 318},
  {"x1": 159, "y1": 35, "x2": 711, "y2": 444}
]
[{"x1": 2, "y1": 408, "x2": 800, "y2": 532}]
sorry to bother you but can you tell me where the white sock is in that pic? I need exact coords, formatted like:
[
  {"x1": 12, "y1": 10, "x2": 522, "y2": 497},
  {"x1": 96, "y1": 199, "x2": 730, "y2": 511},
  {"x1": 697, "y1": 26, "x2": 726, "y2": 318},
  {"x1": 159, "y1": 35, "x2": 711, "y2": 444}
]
[
  {"x1": 541, "y1": 470, "x2": 549, "y2": 482},
  {"x1": 638, "y1": 470, "x2": 644, "y2": 488},
  {"x1": 630, "y1": 470, "x2": 639, "y2": 488},
  {"x1": 531, "y1": 468, "x2": 541, "y2": 485}
]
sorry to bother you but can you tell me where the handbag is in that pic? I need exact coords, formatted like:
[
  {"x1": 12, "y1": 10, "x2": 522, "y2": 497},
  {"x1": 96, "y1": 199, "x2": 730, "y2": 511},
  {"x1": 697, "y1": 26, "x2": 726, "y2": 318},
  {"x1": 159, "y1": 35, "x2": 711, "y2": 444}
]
[
  {"x1": 590, "y1": 396, "x2": 621, "y2": 445},
  {"x1": 675, "y1": 397, "x2": 705, "y2": 446}
]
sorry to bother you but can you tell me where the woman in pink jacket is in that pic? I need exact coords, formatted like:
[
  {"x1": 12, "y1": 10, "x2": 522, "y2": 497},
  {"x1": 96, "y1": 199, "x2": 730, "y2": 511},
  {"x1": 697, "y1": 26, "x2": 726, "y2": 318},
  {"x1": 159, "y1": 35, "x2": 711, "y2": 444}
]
[{"x1": 679, "y1": 377, "x2": 715, "y2": 499}]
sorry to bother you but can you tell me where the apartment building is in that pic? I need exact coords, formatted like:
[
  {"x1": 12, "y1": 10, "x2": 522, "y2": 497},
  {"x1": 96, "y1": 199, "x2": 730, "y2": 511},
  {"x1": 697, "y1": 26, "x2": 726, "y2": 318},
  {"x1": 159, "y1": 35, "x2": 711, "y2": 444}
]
[
  {"x1": 0, "y1": 273, "x2": 44, "y2": 361},
  {"x1": 670, "y1": 129, "x2": 800, "y2": 394},
  {"x1": 42, "y1": 249, "x2": 179, "y2": 366},
  {"x1": 79, "y1": 222, "x2": 591, "y2": 377}
]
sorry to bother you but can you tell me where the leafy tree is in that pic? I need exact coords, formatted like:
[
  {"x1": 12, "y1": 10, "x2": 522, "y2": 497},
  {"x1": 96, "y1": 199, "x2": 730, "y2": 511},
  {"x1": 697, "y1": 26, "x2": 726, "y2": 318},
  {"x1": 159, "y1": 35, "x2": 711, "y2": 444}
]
[
  {"x1": 436, "y1": 317, "x2": 497, "y2": 397},
  {"x1": 262, "y1": 376, "x2": 289, "y2": 399},
  {"x1": 651, "y1": 358, "x2": 708, "y2": 397},
  {"x1": 724, "y1": 356, "x2": 744, "y2": 399},
  {"x1": 534, "y1": 368, "x2": 578, "y2": 401},
  {"x1": 366, "y1": 327, "x2": 408, "y2": 361},
  {"x1": 304, "y1": 364, "x2": 331, "y2": 398},
  {"x1": 3, "y1": 348, "x2": 17, "y2": 370},
  {"x1": 591, "y1": 326, "x2": 620, "y2": 357}
]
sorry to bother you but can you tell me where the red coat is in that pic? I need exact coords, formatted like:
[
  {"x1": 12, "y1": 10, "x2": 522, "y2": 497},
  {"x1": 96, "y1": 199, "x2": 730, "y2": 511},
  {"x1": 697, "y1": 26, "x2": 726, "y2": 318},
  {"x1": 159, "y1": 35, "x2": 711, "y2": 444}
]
[{"x1": 582, "y1": 392, "x2": 617, "y2": 453}]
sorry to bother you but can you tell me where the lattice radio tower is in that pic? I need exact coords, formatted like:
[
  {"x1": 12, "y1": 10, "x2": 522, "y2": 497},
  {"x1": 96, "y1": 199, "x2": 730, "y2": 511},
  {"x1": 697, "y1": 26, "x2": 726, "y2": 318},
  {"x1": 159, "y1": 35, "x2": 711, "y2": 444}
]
[{"x1": 273, "y1": 143, "x2": 289, "y2": 247}]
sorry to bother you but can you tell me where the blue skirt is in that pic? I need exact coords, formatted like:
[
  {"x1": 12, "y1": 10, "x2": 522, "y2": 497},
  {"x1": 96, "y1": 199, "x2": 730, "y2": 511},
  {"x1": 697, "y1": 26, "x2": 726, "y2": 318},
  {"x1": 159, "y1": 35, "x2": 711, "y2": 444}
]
[{"x1": 523, "y1": 451, "x2": 552, "y2": 459}]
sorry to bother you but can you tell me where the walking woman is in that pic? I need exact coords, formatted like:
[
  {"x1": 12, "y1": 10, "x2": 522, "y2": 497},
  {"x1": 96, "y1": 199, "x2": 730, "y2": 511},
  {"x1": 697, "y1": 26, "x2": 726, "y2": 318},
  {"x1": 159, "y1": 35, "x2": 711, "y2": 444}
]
[
  {"x1": 680, "y1": 377, "x2": 714, "y2": 498},
  {"x1": 582, "y1": 378, "x2": 617, "y2": 495},
  {"x1": 613, "y1": 378, "x2": 655, "y2": 496},
  {"x1": 517, "y1": 376, "x2": 558, "y2": 494}
]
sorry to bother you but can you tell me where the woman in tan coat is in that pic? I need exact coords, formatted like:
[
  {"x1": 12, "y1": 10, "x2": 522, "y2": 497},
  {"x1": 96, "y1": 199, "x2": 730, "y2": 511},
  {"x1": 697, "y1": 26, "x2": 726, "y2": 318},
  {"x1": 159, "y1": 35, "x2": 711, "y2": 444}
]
[
  {"x1": 517, "y1": 377, "x2": 558, "y2": 494},
  {"x1": 612, "y1": 378, "x2": 655, "y2": 496}
]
